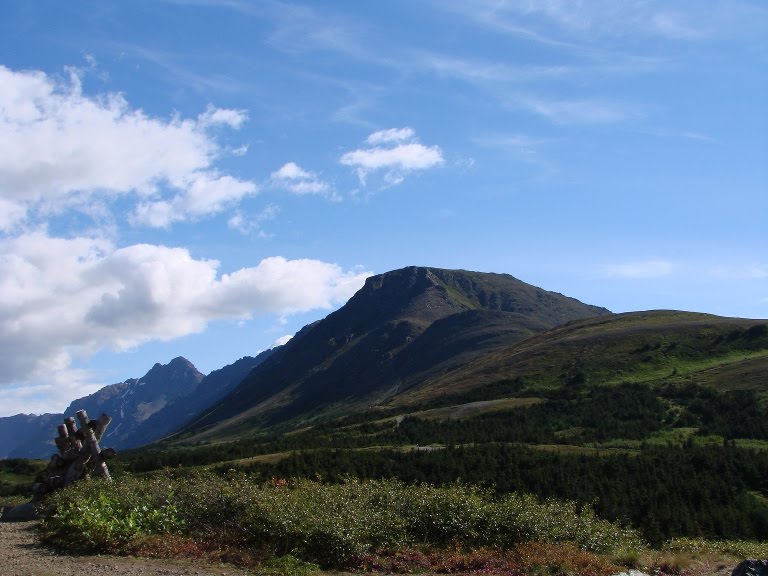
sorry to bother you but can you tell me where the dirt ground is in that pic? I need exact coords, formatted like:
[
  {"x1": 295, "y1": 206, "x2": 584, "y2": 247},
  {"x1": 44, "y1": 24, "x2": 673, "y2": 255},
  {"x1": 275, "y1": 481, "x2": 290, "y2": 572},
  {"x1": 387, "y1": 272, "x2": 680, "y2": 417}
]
[
  {"x1": 0, "y1": 518, "x2": 743, "y2": 576},
  {"x1": 0, "y1": 521, "x2": 253, "y2": 576}
]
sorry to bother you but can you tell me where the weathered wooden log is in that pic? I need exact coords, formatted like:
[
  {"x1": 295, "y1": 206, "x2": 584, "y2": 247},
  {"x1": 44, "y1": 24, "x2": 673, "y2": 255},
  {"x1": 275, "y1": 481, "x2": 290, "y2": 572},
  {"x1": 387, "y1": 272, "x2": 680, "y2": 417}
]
[
  {"x1": 61, "y1": 447, "x2": 80, "y2": 462},
  {"x1": 64, "y1": 417, "x2": 77, "y2": 436},
  {"x1": 29, "y1": 410, "x2": 116, "y2": 502},
  {"x1": 55, "y1": 424, "x2": 69, "y2": 456},
  {"x1": 75, "y1": 409, "x2": 89, "y2": 430},
  {"x1": 94, "y1": 413, "x2": 112, "y2": 440},
  {"x1": 64, "y1": 417, "x2": 82, "y2": 450},
  {"x1": 54, "y1": 436, "x2": 68, "y2": 453},
  {"x1": 63, "y1": 456, "x2": 87, "y2": 485},
  {"x1": 84, "y1": 427, "x2": 110, "y2": 480}
]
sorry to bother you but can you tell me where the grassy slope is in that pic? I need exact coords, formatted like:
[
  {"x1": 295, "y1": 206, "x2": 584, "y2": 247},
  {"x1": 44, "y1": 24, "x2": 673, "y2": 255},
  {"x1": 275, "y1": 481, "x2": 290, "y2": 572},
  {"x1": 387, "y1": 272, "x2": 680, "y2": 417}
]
[{"x1": 394, "y1": 311, "x2": 768, "y2": 406}]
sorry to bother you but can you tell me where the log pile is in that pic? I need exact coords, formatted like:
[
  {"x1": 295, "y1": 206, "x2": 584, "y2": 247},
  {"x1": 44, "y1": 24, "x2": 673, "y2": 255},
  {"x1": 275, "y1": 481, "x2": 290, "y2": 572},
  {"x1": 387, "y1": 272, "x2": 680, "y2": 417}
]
[{"x1": 31, "y1": 409, "x2": 116, "y2": 502}]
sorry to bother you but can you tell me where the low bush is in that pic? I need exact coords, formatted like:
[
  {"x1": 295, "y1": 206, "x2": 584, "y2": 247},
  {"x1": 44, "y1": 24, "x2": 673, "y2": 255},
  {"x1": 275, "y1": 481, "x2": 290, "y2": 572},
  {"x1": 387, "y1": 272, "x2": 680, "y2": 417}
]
[
  {"x1": 663, "y1": 537, "x2": 768, "y2": 559},
  {"x1": 40, "y1": 474, "x2": 185, "y2": 551},
  {"x1": 39, "y1": 472, "x2": 644, "y2": 567}
]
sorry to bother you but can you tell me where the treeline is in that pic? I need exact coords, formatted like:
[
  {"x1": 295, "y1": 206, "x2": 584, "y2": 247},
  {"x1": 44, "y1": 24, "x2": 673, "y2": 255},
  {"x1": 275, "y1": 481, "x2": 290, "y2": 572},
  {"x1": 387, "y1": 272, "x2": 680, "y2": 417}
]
[
  {"x1": 0, "y1": 458, "x2": 44, "y2": 498},
  {"x1": 115, "y1": 382, "x2": 768, "y2": 475},
  {"x1": 235, "y1": 443, "x2": 768, "y2": 546},
  {"x1": 109, "y1": 381, "x2": 768, "y2": 547}
]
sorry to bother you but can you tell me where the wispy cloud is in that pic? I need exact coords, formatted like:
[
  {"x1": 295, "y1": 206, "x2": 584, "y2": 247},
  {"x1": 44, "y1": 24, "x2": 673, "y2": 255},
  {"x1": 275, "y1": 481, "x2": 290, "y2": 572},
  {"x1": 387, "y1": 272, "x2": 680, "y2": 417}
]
[
  {"x1": 228, "y1": 204, "x2": 280, "y2": 236},
  {"x1": 708, "y1": 264, "x2": 768, "y2": 280},
  {"x1": 473, "y1": 133, "x2": 550, "y2": 165},
  {"x1": 651, "y1": 12, "x2": 710, "y2": 40},
  {"x1": 115, "y1": 43, "x2": 253, "y2": 95},
  {"x1": 340, "y1": 128, "x2": 444, "y2": 187},
  {"x1": 515, "y1": 94, "x2": 639, "y2": 125},
  {"x1": 270, "y1": 162, "x2": 339, "y2": 201},
  {"x1": 419, "y1": 54, "x2": 571, "y2": 84},
  {"x1": 430, "y1": 1, "x2": 716, "y2": 43},
  {"x1": 601, "y1": 260, "x2": 674, "y2": 279}
]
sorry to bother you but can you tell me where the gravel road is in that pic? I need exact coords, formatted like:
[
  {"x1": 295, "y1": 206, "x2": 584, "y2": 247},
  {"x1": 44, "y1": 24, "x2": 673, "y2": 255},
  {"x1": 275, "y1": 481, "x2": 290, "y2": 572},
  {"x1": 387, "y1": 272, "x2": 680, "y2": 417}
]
[{"x1": 0, "y1": 521, "x2": 254, "y2": 576}]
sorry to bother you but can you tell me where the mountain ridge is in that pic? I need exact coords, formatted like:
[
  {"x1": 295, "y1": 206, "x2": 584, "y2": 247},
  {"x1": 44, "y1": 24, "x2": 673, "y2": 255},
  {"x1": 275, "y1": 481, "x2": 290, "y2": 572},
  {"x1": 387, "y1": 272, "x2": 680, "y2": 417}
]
[
  {"x1": 176, "y1": 266, "x2": 611, "y2": 441},
  {"x1": 0, "y1": 352, "x2": 275, "y2": 458}
]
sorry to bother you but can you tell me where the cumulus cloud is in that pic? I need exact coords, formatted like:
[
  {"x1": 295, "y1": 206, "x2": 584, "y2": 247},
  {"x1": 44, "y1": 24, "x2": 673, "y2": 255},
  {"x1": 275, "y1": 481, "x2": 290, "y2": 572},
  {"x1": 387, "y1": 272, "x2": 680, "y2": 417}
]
[
  {"x1": 270, "y1": 162, "x2": 339, "y2": 201},
  {"x1": 601, "y1": 260, "x2": 674, "y2": 279},
  {"x1": 340, "y1": 127, "x2": 444, "y2": 186},
  {"x1": 0, "y1": 65, "x2": 256, "y2": 229},
  {"x1": 0, "y1": 231, "x2": 371, "y2": 391}
]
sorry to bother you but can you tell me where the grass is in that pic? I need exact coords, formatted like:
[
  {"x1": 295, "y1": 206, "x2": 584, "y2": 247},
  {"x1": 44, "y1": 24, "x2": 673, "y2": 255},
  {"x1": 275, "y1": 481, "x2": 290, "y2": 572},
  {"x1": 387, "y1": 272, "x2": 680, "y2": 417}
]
[
  {"x1": 398, "y1": 312, "x2": 768, "y2": 408},
  {"x1": 409, "y1": 397, "x2": 546, "y2": 420},
  {"x1": 528, "y1": 444, "x2": 640, "y2": 456},
  {"x1": 601, "y1": 348, "x2": 768, "y2": 388}
]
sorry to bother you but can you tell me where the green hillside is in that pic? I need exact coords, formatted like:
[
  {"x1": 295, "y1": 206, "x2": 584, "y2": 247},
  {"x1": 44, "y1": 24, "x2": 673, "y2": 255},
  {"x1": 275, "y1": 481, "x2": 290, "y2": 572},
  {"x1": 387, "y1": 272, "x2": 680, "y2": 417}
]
[{"x1": 114, "y1": 305, "x2": 768, "y2": 546}]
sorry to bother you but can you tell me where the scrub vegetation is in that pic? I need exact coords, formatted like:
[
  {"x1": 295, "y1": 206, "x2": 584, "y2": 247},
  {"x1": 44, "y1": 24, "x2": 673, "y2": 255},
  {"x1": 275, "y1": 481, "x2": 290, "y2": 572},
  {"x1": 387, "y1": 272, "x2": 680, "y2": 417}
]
[{"x1": 40, "y1": 472, "x2": 642, "y2": 572}]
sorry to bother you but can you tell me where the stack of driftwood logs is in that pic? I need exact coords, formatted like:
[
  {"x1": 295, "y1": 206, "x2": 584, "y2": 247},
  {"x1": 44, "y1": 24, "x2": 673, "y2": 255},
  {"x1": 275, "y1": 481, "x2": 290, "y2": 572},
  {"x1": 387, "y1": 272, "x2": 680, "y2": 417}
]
[{"x1": 31, "y1": 409, "x2": 116, "y2": 502}]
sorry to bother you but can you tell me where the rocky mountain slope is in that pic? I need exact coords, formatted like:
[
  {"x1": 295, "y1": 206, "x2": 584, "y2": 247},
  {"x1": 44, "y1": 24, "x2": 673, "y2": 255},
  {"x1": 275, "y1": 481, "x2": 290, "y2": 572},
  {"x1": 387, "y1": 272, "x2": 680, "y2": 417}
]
[
  {"x1": 63, "y1": 356, "x2": 205, "y2": 447},
  {"x1": 179, "y1": 266, "x2": 610, "y2": 441},
  {"x1": 0, "y1": 351, "x2": 275, "y2": 458}
]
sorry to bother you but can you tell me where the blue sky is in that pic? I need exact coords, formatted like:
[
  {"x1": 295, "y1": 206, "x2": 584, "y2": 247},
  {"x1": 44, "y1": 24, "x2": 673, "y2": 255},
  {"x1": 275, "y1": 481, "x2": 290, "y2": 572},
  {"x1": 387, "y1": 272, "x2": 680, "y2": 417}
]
[{"x1": 0, "y1": 0, "x2": 766, "y2": 416}]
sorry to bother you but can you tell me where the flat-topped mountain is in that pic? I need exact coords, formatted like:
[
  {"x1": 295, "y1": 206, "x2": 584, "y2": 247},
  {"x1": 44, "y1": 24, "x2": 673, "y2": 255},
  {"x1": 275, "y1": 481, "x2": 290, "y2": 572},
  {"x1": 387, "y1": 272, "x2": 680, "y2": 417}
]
[{"x1": 180, "y1": 266, "x2": 610, "y2": 440}]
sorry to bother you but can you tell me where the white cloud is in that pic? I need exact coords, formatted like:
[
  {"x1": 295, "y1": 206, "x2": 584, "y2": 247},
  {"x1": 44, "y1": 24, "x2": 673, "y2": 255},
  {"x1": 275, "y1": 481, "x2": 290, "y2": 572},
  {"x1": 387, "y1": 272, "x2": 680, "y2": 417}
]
[
  {"x1": 131, "y1": 172, "x2": 258, "y2": 228},
  {"x1": 273, "y1": 334, "x2": 294, "y2": 347},
  {"x1": 0, "y1": 65, "x2": 256, "y2": 228},
  {"x1": 516, "y1": 95, "x2": 636, "y2": 124},
  {"x1": 651, "y1": 12, "x2": 709, "y2": 40},
  {"x1": 270, "y1": 162, "x2": 338, "y2": 201},
  {"x1": 474, "y1": 133, "x2": 550, "y2": 165},
  {"x1": 366, "y1": 127, "x2": 415, "y2": 144},
  {"x1": 708, "y1": 264, "x2": 768, "y2": 280},
  {"x1": 228, "y1": 204, "x2": 280, "y2": 236},
  {"x1": 0, "y1": 230, "x2": 371, "y2": 392},
  {"x1": 340, "y1": 128, "x2": 444, "y2": 186},
  {"x1": 602, "y1": 260, "x2": 674, "y2": 279},
  {"x1": 197, "y1": 104, "x2": 249, "y2": 129},
  {"x1": 434, "y1": 1, "x2": 715, "y2": 43},
  {"x1": 0, "y1": 371, "x2": 104, "y2": 417},
  {"x1": 0, "y1": 198, "x2": 26, "y2": 232}
]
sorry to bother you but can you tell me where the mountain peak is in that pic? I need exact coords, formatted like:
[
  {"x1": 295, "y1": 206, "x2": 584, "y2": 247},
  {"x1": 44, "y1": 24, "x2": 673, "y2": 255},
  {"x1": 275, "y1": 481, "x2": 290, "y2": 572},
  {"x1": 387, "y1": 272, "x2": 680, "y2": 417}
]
[{"x1": 186, "y1": 266, "x2": 610, "y2": 438}]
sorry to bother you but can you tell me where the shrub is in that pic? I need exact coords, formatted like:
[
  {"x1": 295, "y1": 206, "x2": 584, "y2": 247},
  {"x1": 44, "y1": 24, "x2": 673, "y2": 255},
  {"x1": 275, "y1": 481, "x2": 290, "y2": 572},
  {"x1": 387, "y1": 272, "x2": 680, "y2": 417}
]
[
  {"x1": 39, "y1": 473, "x2": 644, "y2": 567},
  {"x1": 40, "y1": 474, "x2": 185, "y2": 551},
  {"x1": 663, "y1": 537, "x2": 768, "y2": 558},
  {"x1": 489, "y1": 493, "x2": 645, "y2": 554}
]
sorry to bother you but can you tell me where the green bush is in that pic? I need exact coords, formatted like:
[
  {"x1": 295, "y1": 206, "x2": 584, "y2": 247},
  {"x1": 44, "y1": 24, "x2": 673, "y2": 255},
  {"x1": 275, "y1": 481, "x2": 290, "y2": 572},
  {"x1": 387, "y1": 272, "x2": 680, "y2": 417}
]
[
  {"x1": 39, "y1": 473, "x2": 644, "y2": 567},
  {"x1": 40, "y1": 475, "x2": 185, "y2": 551},
  {"x1": 663, "y1": 537, "x2": 768, "y2": 558},
  {"x1": 489, "y1": 493, "x2": 643, "y2": 553}
]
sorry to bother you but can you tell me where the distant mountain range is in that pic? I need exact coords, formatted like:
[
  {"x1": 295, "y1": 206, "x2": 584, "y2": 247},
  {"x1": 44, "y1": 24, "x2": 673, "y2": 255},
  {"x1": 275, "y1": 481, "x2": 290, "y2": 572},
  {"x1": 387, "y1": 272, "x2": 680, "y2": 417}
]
[
  {"x1": 0, "y1": 351, "x2": 274, "y2": 458},
  {"x1": 2, "y1": 266, "x2": 766, "y2": 460}
]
